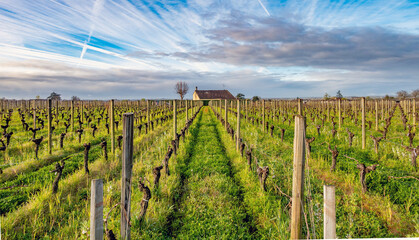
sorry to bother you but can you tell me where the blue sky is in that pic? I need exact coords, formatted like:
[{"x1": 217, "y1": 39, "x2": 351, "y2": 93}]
[{"x1": 0, "y1": 0, "x2": 418, "y2": 99}]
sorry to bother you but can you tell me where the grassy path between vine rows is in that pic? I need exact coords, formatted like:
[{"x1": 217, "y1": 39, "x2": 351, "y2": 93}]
[{"x1": 169, "y1": 107, "x2": 257, "y2": 239}]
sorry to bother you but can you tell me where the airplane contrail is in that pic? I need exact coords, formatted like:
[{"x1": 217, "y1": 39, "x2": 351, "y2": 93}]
[
  {"x1": 79, "y1": 0, "x2": 105, "y2": 61},
  {"x1": 257, "y1": 0, "x2": 271, "y2": 16},
  {"x1": 79, "y1": 41, "x2": 88, "y2": 60}
]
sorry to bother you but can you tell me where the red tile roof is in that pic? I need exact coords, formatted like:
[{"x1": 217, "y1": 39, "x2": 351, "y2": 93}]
[{"x1": 194, "y1": 90, "x2": 236, "y2": 100}]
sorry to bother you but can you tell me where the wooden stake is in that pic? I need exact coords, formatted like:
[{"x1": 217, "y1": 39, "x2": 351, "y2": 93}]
[
  {"x1": 81, "y1": 101, "x2": 84, "y2": 124},
  {"x1": 219, "y1": 99, "x2": 222, "y2": 118},
  {"x1": 327, "y1": 101, "x2": 330, "y2": 122},
  {"x1": 236, "y1": 100, "x2": 240, "y2": 151},
  {"x1": 381, "y1": 99, "x2": 384, "y2": 121},
  {"x1": 291, "y1": 115, "x2": 306, "y2": 239},
  {"x1": 48, "y1": 99, "x2": 52, "y2": 154},
  {"x1": 186, "y1": 100, "x2": 188, "y2": 122},
  {"x1": 110, "y1": 99, "x2": 115, "y2": 154},
  {"x1": 225, "y1": 100, "x2": 228, "y2": 129},
  {"x1": 413, "y1": 99, "x2": 416, "y2": 131},
  {"x1": 298, "y1": 98, "x2": 303, "y2": 116},
  {"x1": 262, "y1": 99, "x2": 265, "y2": 131},
  {"x1": 323, "y1": 185, "x2": 336, "y2": 239},
  {"x1": 338, "y1": 99, "x2": 342, "y2": 129},
  {"x1": 33, "y1": 99, "x2": 36, "y2": 129},
  {"x1": 0, "y1": 99, "x2": 2, "y2": 121},
  {"x1": 71, "y1": 100, "x2": 74, "y2": 132},
  {"x1": 121, "y1": 113, "x2": 134, "y2": 240},
  {"x1": 56, "y1": 100, "x2": 59, "y2": 120},
  {"x1": 147, "y1": 100, "x2": 150, "y2": 132},
  {"x1": 375, "y1": 100, "x2": 379, "y2": 131},
  {"x1": 245, "y1": 99, "x2": 248, "y2": 120},
  {"x1": 361, "y1": 97, "x2": 366, "y2": 149},
  {"x1": 173, "y1": 100, "x2": 177, "y2": 139},
  {"x1": 90, "y1": 179, "x2": 104, "y2": 240}
]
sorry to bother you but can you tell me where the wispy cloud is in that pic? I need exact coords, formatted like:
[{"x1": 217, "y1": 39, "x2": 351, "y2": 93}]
[
  {"x1": 78, "y1": 0, "x2": 105, "y2": 62},
  {"x1": 0, "y1": 0, "x2": 418, "y2": 99}
]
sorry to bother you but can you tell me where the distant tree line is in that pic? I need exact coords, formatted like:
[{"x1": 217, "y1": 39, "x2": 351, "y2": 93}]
[
  {"x1": 397, "y1": 89, "x2": 419, "y2": 100},
  {"x1": 38, "y1": 92, "x2": 81, "y2": 101},
  {"x1": 235, "y1": 93, "x2": 261, "y2": 102},
  {"x1": 322, "y1": 89, "x2": 419, "y2": 100}
]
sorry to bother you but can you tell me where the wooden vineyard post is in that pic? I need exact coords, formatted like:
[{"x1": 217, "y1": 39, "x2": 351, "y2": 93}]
[
  {"x1": 136, "y1": 100, "x2": 140, "y2": 124},
  {"x1": 81, "y1": 101, "x2": 84, "y2": 125},
  {"x1": 375, "y1": 100, "x2": 379, "y2": 131},
  {"x1": 413, "y1": 99, "x2": 416, "y2": 131},
  {"x1": 56, "y1": 100, "x2": 59, "y2": 121},
  {"x1": 245, "y1": 99, "x2": 248, "y2": 120},
  {"x1": 353, "y1": 100, "x2": 357, "y2": 120},
  {"x1": 262, "y1": 99, "x2": 265, "y2": 131},
  {"x1": 71, "y1": 100, "x2": 74, "y2": 132},
  {"x1": 338, "y1": 98, "x2": 342, "y2": 129},
  {"x1": 297, "y1": 98, "x2": 303, "y2": 115},
  {"x1": 173, "y1": 100, "x2": 177, "y2": 139},
  {"x1": 48, "y1": 99, "x2": 52, "y2": 154},
  {"x1": 406, "y1": 100, "x2": 412, "y2": 121},
  {"x1": 0, "y1": 99, "x2": 2, "y2": 121},
  {"x1": 327, "y1": 101, "x2": 330, "y2": 122},
  {"x1": 236, "y1": 100, "x2": 240, "y2": 151},
  {"x1": 121, "y1": 113, "x2": 134, "y2": 240},
  {"x1": 219, "y1": 99, "x2": 221, "y2": 117},
  {"x1": 33, "y1": 99, "x2": 36, "y2": 129},
  {"x1": 110, "y1": 99, "x2": 115, "y2": 154},
  {"x1": 225, "y1": 100, "x2": 228, "y2": 129},
  {"x1": 90, "y1": 179, "x2": 104, "y2": 240},
  {"x1": 290, "y1": 115, "x2": 306, "y2": 239},
  {"x1": 324, "y1": 185, "x2": 336, "y2": 239},
  {"x1": 147, "y1": 100, "x2": 150, "y2": 132},
  {"x1": 361, "y1": 97, "x2": 366, "y2": 149},
  {"x1": 381, "y1": 99, "x2": 384, "y2": 121},
  {"x1": 186, "y1": 99, "x2": 188, "y2": 122},
  {"x1": 272, "y1": 100, "x2": 275, "y2": 120}
]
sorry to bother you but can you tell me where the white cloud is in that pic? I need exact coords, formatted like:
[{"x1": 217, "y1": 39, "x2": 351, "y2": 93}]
[{"x1": 0, "y1": 0, "x2": 418, "y2": 99}]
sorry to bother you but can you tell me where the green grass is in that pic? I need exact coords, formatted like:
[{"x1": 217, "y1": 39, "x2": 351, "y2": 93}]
[
  {"x1": 0, "y1": 104, "x2": 189, "y2": 239},
  {"x1": 1, "y1": 100, "x2": 418, "y2": 239},
  {"x1": 171, "y1": 107, "x2": 254, "y2": 239},
  {"x1": 219, "y1": 102, "x2": 418, "y2": 238}
]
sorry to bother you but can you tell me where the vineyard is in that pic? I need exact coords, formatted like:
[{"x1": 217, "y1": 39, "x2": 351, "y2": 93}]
[{"x1": 0, "y1": 98, "x2": 418, "y2": 239}]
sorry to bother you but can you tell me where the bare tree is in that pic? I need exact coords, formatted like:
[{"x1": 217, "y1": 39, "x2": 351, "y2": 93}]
[
  {"x1": 411, "y1": 89, "x2": 419, "y2": 99},
  {"x1": 175, "y1": 81, "x2": 189, "y2": 100},
  {"x1": 397, "y1": 90, "x2": 409, "y2": 100}
]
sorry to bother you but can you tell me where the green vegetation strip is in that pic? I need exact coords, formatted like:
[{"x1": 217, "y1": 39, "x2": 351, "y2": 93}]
[
  {"x1": 169, "y1": 107, "x2": 255, "y2": 239},
  {"x1": 0, "y1": 113, "x2": 177, "y2": 239},
  {"x1": 0, "y1": 128, "x2": 112, "y2": 183},
  {"x1": 224, "y1": 106, "x2": 417, "y2": 238},
  {"x1": 213, "y1": 107, "x2": 288, "y2": 239},
  {"x1": 0, "y1": 143, "x2": 103, "y2": 215}
]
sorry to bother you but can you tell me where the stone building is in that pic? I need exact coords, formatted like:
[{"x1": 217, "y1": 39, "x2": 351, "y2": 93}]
[{"x1": 192, "y1": 87, "x2": 236, "y2": 100}]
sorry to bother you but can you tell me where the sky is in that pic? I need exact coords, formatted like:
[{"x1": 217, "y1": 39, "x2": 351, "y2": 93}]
[{"x1": 0, "y1": 0, "x2": 418, "y2": 100}]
